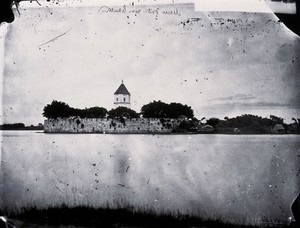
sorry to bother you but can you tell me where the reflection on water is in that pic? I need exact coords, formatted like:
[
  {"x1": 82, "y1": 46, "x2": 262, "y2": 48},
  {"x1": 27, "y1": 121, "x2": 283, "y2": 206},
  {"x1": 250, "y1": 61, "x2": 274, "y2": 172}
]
[{"x1": 0, "y1": 131, "x2": 299, "y2": 225}]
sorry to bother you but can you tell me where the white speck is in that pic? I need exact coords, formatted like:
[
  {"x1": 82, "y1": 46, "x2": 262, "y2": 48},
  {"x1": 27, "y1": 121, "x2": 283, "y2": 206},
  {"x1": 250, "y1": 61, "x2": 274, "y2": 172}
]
[{"x1": 0, "y1": 216, "x2": 7, "y2": 223}]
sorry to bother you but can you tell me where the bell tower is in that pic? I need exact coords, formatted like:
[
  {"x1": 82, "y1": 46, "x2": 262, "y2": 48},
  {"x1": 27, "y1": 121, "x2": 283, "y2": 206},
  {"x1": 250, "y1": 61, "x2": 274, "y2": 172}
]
[{"x1": 114, "y1": 80, "x2": 131, "y2": 108}]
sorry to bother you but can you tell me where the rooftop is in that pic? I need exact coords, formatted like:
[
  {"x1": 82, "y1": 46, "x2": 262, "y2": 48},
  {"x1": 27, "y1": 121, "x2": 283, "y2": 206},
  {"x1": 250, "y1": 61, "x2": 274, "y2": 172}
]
[{"x1": 114, "y1": 82, "x2": 130, "y2": 95}]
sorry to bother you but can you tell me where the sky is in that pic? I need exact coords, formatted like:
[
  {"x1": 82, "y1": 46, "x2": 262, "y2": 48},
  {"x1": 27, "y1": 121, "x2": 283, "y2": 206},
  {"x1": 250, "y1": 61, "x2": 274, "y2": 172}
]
[{"x1": 0, "y1": 1, "x2": 300, "y2": 125}]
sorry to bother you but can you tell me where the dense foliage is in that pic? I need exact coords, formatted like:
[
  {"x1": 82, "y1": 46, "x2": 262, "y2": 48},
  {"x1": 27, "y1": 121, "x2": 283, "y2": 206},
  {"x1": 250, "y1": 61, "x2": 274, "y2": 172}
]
[
  {"x1": 71, "y1": 107, "x2": 108, "y2": 118},
  {"x1": 141, "y1": 100, "x2": 194, "y2": 119},
  {"x1": 108, "y1": 107, "x2": 139, "y2": 119},
  {"x1": 43, "y1": 101, "x2": 71, "y2": 119},
  {"x1": 208, "y1": 114, "x2": 282, "y2": 128},
  {"x1": 43, "y1": 100, "x2": 107, "y2": 119},
  {"x1": 206, "y1": 118, "x2": 220, "y2": 127},
  {"x1": 43, "y1": 100, "x2": 194, "y2": 119},
  {"x1": 204, "y1": 114, "x2": 299, "y2": 134}
]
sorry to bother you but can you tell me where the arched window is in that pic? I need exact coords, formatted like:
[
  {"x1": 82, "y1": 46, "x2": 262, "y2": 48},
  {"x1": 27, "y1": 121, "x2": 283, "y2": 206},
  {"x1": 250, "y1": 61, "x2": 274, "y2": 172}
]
[{"x1": 123, "y1": 97, "x2": 126, "y2": 102}]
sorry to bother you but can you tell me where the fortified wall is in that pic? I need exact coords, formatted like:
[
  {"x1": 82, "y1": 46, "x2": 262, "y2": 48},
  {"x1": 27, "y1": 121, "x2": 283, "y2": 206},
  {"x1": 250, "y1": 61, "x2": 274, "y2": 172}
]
[{"x1": 44, "y1": 117, "x2": 185, "y2": 133}]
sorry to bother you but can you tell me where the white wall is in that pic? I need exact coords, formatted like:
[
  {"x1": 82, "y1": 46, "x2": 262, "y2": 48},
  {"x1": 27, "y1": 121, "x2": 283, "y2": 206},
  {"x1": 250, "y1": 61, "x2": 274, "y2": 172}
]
[{"x1": 114, "y1": 94, "x2": 131, "y2": 108}]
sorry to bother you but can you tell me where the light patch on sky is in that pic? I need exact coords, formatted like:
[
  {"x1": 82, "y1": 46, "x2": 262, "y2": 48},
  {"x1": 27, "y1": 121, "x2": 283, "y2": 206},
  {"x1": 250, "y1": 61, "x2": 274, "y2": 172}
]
[
  {"x1": 16, "y1": 0, "x2": 297, "y2": 14},
  {"x1": 0, "y1": 3, "x2": 300, "y2": 125},
  {"x1": 195, "y1": 0, "x2": 272, "y2": 13},
  {"x1": 196, "y1": 0, "x2": 296, "y2": 14}
]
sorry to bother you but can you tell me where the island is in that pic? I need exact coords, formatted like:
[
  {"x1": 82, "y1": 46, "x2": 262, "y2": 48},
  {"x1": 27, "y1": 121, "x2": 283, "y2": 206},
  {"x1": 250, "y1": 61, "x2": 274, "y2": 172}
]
[
  {"x1": 42, "y1": 99, "x2": 300, "y2": 134},
  {"x1": 3, "y1": 82, "x2": 298, "y2": 134}
]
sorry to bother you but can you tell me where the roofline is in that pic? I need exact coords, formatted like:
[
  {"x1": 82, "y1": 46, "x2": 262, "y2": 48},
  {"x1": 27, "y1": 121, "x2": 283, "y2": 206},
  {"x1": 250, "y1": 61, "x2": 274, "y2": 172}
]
[
  {"x1": 113, "y1": 102, "x2": 131, "y2": 104},
  {"x1": 114, "y1": 92, "x2": 131, "y2": 95}
]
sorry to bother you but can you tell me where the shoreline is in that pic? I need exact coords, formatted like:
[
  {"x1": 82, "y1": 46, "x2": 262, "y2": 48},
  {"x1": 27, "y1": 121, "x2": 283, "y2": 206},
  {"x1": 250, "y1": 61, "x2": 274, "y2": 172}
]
[{"x1": 1, "y1": 129, "x2": 299, "y2": 135}]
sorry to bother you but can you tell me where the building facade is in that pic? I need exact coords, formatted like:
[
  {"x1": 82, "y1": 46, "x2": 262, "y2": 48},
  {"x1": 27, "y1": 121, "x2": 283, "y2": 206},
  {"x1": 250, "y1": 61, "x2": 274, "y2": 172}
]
[{"x1": 114, "y1": 81, "x2": 131, "y2": 108}]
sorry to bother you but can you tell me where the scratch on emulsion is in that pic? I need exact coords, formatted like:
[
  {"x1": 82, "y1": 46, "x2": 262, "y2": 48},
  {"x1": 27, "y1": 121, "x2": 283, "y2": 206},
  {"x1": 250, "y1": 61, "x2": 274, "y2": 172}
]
[{"x1": 38, "y1": 28, "x2": 72, "y2": 47}]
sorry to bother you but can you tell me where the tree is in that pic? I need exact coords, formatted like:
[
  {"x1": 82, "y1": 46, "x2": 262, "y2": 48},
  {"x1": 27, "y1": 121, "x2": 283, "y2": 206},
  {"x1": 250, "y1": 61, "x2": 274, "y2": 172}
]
[
  {"x1": 141, "y1": 100, "x2": 169, "y2": 118},
  {"x1": 167, "y1": 102, "x2": 194, "y2": 119},
  {"x1": 292, "y1": 118, "x2": 298, "y2": 124},
  {"x1": 108, "y1": 107, "x2": 139, "y2": 119},
  {"x1": 270, "y1": 115, "x2": 284, "y2": 124},
  {"x1": 173, "y1": 119, "x2": 198, "y2": 133},
  {"x1": 68, "y1": 108, "x2": 86, "y2": 118},
  {"x1": 85, "y1": 107, "x2": 107, "y2": 118},
  {"x1": 206, "y1": 117, "x2": 220, "y2": 127},
  {"x1": 141, "y1": 100, "x2": 194, "y2": 118},
  {"x1": 43, "y1": 100, "x2": 71, "y2": 119},
  {"x1": 43, "y1": 101, "x2": 108, "y2": 119}
]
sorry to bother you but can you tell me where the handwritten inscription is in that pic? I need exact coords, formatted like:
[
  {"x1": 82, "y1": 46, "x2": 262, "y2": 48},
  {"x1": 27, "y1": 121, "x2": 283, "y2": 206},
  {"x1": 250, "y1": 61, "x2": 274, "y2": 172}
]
[
  {"x1": 99, "y1": 6, "x2": 127, "y2": 13},
  {"x1": 144, "y1": 8, "x2": 160, "y2": 15},
  {"x1": 162, "y1": 9, "x2": 181, "y2": 16},
  {"x1": 99, "y1": 5, "x2": 181, "y2": 16}
]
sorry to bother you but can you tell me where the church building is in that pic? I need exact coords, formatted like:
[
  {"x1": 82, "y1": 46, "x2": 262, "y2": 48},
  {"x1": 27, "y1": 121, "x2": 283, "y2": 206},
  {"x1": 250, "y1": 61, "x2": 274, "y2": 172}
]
[{"x1": 114, "y1": 81, "x2": 131, "y2": 108}]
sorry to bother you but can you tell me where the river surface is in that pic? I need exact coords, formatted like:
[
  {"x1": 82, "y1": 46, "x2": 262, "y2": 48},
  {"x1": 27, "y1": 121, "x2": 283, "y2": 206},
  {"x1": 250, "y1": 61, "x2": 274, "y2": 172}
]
[{"x1": 1, "y1": 131, "x2": 299, "y2": 225}]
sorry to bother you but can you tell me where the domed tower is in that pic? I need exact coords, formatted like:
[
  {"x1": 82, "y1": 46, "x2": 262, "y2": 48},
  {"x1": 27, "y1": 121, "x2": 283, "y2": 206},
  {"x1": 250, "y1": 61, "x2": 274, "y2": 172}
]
[{"x1": 114, "y1": 80, "x2": 131, "y2": 108}]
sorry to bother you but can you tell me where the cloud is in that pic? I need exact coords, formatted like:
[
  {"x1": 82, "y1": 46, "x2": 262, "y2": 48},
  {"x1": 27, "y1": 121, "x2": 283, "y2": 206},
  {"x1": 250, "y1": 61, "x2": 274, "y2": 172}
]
[
  {"x1": 201, "y1": 101, "x2": 297, "y2": 110},
  {"x1": 208, "y1": 93, "x2": 255, "y2": 102}
]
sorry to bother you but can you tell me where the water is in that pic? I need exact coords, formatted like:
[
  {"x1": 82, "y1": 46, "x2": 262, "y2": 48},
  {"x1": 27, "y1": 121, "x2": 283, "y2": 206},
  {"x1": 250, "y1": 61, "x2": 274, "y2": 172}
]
[{"x1": 1, "y1": 131, "x2": 299, "y2": 225}]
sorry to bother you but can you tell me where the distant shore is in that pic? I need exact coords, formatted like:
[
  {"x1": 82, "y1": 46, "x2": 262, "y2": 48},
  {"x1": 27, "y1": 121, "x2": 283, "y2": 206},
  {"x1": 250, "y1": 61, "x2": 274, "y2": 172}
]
[
  {"x1": 0, "y1": 124, "x2": 43, "y2": 131},
  {"x1": 1, "y1": 128, "x2": 300, "y2": 135},
  {"x1": 1, "y1": 128, "x2": 299, "y2": 135}
]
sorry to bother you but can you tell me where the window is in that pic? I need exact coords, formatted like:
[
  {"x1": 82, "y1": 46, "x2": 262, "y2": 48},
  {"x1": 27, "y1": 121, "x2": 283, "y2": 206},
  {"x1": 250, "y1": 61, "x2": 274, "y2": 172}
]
[
  {"x1": 116, "y1": 98, "x2": 118, "y2": 101},
  {"x1": 124, "y1": 97, "x2": 126, "y2": 102}
]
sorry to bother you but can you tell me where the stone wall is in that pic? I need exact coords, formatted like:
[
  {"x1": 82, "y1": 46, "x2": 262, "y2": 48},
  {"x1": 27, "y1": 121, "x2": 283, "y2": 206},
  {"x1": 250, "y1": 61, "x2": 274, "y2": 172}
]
[{"x1": 44, "y1": 117, "x2": 184, "y2": 133}]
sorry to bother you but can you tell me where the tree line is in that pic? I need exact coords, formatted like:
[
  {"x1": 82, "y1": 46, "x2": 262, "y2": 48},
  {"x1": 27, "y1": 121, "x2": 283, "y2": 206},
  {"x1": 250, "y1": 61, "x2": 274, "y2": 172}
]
[
  {"x1": 42, "y1": 100, "x2": 300, "y2": 134},
  {"x1": 0, "y1": 123, "x2": 43, "y2": 130},
  {"x1": 205, "y1": 114, "x2": 287, "y2": 128},
  {"x1": 42, "y1": 100, "x2": 194, "y2": 119},
  {"x1": 203, "y1": 114, "x2": 300, "y2": 134}
]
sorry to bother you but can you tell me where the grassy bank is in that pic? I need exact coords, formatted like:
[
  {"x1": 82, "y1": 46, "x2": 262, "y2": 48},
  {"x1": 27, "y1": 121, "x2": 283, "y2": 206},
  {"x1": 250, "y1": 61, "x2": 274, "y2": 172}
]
[{"x1": 0, "y1": 205, "x2": 291, "y2": 228}]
